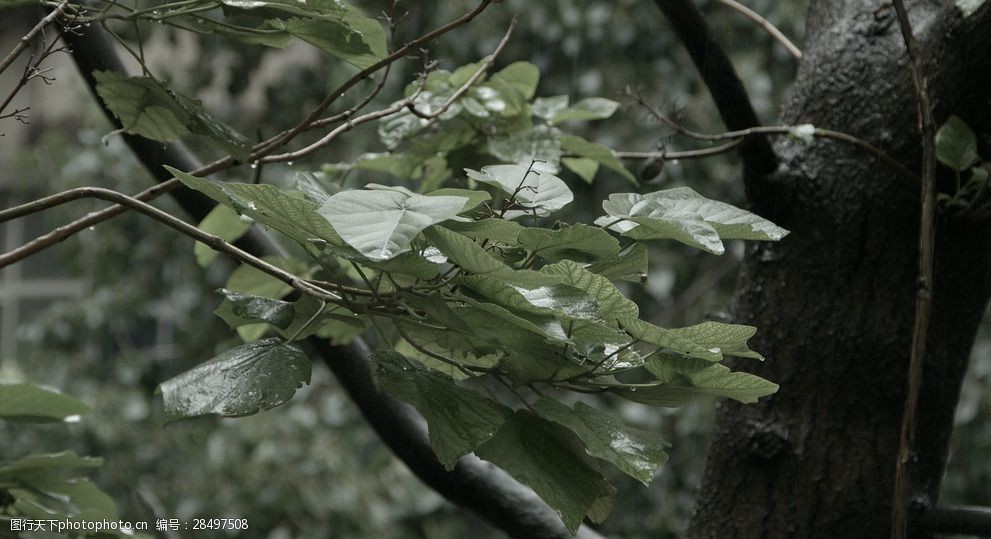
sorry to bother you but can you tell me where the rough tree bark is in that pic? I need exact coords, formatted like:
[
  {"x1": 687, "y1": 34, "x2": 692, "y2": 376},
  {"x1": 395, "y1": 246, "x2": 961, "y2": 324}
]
[{"x1": 686, "y1": 1, "x2": 991, "y2": 537}]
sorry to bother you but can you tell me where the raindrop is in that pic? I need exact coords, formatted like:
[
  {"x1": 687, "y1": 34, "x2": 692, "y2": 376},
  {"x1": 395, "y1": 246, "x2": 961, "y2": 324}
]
[
  {"x1": 87, "y1": 226, "x2": 95, "y2": 231},
  {"x1": 249, "y1": 162, "x2": 258, "y2": 169},
  {"x1": 670, "y1": 159, "x2": 680, "y2": 166},
  {"x1": 287, "y1": 161, "x2": 294, "y2": 167}
]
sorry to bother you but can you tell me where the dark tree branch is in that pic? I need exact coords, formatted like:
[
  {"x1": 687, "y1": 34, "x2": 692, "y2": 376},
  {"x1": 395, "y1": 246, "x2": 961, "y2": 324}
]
[
  {"x1": 652, "y1": 0, "x2": 779, "y2": 180},
  {"x1": 62, "y1": 21, "x2": 603, "y2": 539},
  {"x1": 921, "y1": 505, "x2": 991, "y2": 537}
]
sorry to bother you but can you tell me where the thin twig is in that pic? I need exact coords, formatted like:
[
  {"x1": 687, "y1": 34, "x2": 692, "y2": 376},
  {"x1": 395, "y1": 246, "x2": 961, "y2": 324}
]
[
  {"x1": 635, "y1": 94, "x2": 919, "y2": 182},
  {"x1": 611, "y1": 139, "x2": 744, "y2": 160},
  {"x1": 0, "y1": 187, "x2": 342, "y2": 303},
  {"x1": 0, "y1": 0, "x2": 69, "y2": 75},
  {"x1": 712, "y1": 0, "x2": 802, "y2": 60},
  {"x1": 890, "y1": 0, "x2": 937, "y2": 537}
]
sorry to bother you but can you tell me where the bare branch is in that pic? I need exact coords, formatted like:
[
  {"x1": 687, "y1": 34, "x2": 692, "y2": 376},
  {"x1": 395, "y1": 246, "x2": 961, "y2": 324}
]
[
  {"x1": 0, "y1": 0, "x2": 70, "y2": 75},
  {"x1": 713, "y1": 0, "x2": 802, "y2": 60},
  {"x1": 889, "y1": 0, "x2": 938, "y2": 536}
]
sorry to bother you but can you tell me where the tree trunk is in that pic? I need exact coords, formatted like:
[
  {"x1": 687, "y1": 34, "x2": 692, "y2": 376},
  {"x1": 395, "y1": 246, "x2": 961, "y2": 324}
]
[{"x1": 687, "y1": 1, "x2": 991, "y2": 537}]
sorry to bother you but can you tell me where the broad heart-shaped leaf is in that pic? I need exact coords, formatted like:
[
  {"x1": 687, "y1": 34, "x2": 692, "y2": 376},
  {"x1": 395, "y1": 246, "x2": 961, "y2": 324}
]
[
  {"x1": 318, "y1": 188, "x2": 467, "y2": 260},
  {"x1": 168, "y1": 167, "x2": 346, "y2": 249},
  {"x1": 465, "y1": 164, "x2": 573, "y2": 219},
  {"x1": 94, "y1": 72, "x2": 250, "y2": 160},
  {"x1": 957, "y1": 0, "x2": 988, "y2": 16},
  {"x1": 550, "y1": 97, "x2": 619, "y2": 124},
  {"x1": 519, "y1": 223, "x2": 621, "y2": 263},
  {"x1": 596, "y1": 188, "x2": 789, "y2": 254},
  {"x1": 645, "y1": 354, "x2": 778, "y2": 404},
  {"x1": 560, "y1": 134, "x2": 636, "y2": 185},
  {"x1": 540, "y1": 261, "x2": 638, "y2": 320},
  {"x1": 373, "y1": 350, "x2": 512, "y2": 470},
  {"x1": 214, "y1": 289, "x2": 294, "y2": 330},
  {"x1": 475, "y1": 410, "x2": 617, "y2": 534},
  {"x1": 423, "y1": 226, "x2": 507, "y2": 274},
  {"x1": 621, "y1": 318, "x2": 762, "y2": 361},
  {"x1": 936, "y1": 115, "x2": 979, "y2": 172},
  {"x1": 532, "y1": 398, "x2": 669, "y2": 485},
  {"x1": 587, "y1": 243, "x2": 648, "y2": 283},
  {"x1": 194, "y1": 204, "x2": 252, "y2": 267},
  {"x1": 488, "y1": 125, "x2": 563, "y2": 171},
  {"x1": 0, "y1": 384, "x2": 90, "y2": 423},
  {"x1": 159, "y1": 337, "x2": 310, "y2": 421}
]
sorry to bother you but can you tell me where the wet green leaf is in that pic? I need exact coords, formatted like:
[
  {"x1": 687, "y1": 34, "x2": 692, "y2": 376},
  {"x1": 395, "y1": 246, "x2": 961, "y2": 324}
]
[
  {"x1": 214, "y1": 289, "x2": 294, "y2": 330},
  {"x1": 520, "y1": 223, "x2": 621, "y2": 263},
  {"x1": 587, "y1": 243, "x2": 648, "y2": 283},
  {"x1": 423, "y1": 226, "x2": 507, "y2": 274},
  {"x1": 646, "y1": 354, "x2": 778, "y2": 403},
  {"x1": 475, "y1": 411, "x2": 616, "y2": 534},
  {"x1": 936, "y1": 115, "x2": 979, "y2": 172},
  {"x1": 159, "y1": 337, "x2": 310, "y2": 421},
  {"x1": 560, "y1": 134, "x2": 636, "y2": 184},
  {"x1": 465, "y1": 164, "x2": 573, "y2": 218},
  {"x1": 541, "y1": 261, "x2": 638, "y2": 320},
  {"x1": 550, "y1": 97, "x2": 619, "y2": 124},
  {"x1": 194, "y1": 205, "x2": 252, "y2": 267}
]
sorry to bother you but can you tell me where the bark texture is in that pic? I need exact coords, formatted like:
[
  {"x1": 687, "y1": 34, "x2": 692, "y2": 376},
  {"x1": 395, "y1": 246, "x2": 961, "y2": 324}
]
[{"x1": 687, "y1": 1, "x2": 991, "y2": 537}]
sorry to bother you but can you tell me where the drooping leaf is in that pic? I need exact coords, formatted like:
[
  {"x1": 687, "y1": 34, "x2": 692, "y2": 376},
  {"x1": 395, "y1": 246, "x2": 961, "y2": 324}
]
[
  {"x1": 0, "y1": 384, "x2": 90, "y2": 423},
  {"x1": 936, "y1": 115, "x2": 979, "y2": 172},
  {"x1": 373, "y1": 350, "x2": 512, "y2": 469},
  {"x1": 541, "y1": 261, "x2": 638, "y2": 320},
  {"x1": 423, "y1": 226, "x2": 507, "y2": 274},
  {"x1": 645, "y1": 354, "x2": 778, "y2": 403},
  {"x1": 587, "y1": 243, "x2": 649, "y2": 283},
  {"x1": 159, "y1": 337, "x2": 311, "y2": 421},
  {"x1": 550, "y1": 97, "x2": 619, "y2": 124},
  {"x1": 214, "y1": 288, "x2": 295, "y2": 330},
  {"x1": 475, "y1": 411, "x2": 617, "y2": 534},
  {"x1": 194, "y1": 204, "x2": 253, "y2": 267},
  {"x1": 168, "y1": 167, "x2": 346, "y2": 248},
  {"x1": 532, "y1": 398, "x2": 669, "y2": 484},
  {"x1": 318, "y1": 188, "x2": 468, "y2": 260},
  {"x1": 560, "y1": 134, "x2": 636, "y2": 184},
  {"x1": 621, "y1": 318, "x2": 762, "y2": 360},
  {"x1": 488, "y1": 125, "x2": 562, "y2": 170},
  {"x1": 466, "y1": 164, "x2": 573, "y2": 218},
  {"x1": 519, "y1": 223, "x2": 621, "y2": 263},
  {"x1": 596, "y1": 188, "x2": 788, "y2": 254},
  {"x1": 562, "y1": 157, "x2": 600, "y2": 183}
]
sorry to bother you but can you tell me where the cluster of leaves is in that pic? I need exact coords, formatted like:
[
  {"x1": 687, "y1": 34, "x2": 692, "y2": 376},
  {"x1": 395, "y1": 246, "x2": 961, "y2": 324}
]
[
  {"x1": 0, "y1": 384, "x2": 124, "y2": 536},
  {"x1": 22, "y1": 0, "x2": 790, "y2": 532},
  {"x1": 935, "y1": 115, "x2": 988, "y2": 211}
]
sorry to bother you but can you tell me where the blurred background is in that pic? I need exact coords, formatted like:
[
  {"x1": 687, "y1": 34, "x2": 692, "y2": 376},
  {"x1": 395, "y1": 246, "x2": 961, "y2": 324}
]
[{"x1": 0, "y1": 1, "x2": 987, "y2": 537}]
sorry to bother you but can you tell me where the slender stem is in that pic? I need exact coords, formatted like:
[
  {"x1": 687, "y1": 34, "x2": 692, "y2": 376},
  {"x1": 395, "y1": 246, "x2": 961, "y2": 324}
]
[
  {"x1": 712, "y1": 0, "x2": 801, "y2": 60},
  {"x1": 890, "y1": 1, "x2": 937, "y2": 537}
]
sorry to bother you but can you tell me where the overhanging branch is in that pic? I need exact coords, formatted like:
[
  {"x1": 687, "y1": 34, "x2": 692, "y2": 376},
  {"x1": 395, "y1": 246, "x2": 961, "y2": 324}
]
[{"x1": 60, "y1": 20, "x2": 603, "y2": 539}]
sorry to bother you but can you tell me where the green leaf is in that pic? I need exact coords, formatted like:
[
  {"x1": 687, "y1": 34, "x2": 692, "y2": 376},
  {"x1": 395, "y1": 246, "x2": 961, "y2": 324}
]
[
  {"x1": 488, "y1": 125, "x2": 562, "y2": 170},
  {"x1": 194, "y1": 205, "x2": 252, "y2": 267},
  {"x1": 587, "y1": 243, "x2": 648, "y2": 283},
  {"x1": 373, "y1": 350, "x2": 512, "y2": 469},
  {"x1": 428, "y1": 188, "x2": 491, "y2": 212},
  {"x1": 956, "y1": 0, "x2": 988, "y2": 16},
  {"x1": 465, "y1": 164, "x2": 573, "y2": 218},
  {"x1": 441, "y1": 218, "x2": 523, "y2": 244},
  {"x1": 214, "y1": 288, "x2": 294, "y2": 330},
  {"x1": 519, "y1": 223, "x2": 621, "y2": 263},
  {"x1": 10, "y1": 472, "x2": 117, "y2": 523},
  {"x1": 621, "y1": 318, "x2": 762, "y2": 360},
  {"x1": 612, "y1": 385, "x2": 695, "y2": 407},
  {"x1": 94, "y1": 72, "x2": 250, "y2": 160},
  {"x1": 0, "y1": 383, "x2": 90, "y2": 423},
  {"x1": 275, "y1": 294, "x2": 365, "y2": 342},
  {"x1": 560, "y1": 134, "x2": 636, "y2": 185},
  {"x1": 550, "y1": 97, "x2": 619, "y2": 124},
  {"x1": 225, "y1": 256, "x2": 306, "y2": 300},
  {"x1": 423, "y1": 226, "x2": 507, "y2": 274},
  {"x1": 490, "y1": 62, "x2": 540, "y2": 100},
  {"x1": 596, "y1": 188, "x2": 789, "y2": 254},
  {"x1": 93, "y1": 71, "x2": 189, "y2": 142},
  {"x1": 532, "y1": 95, "x2": 570, "y2": 120},
  {"x1": 936, "y1": 115, "x2": 979, "y2": 172},
  {"x1": 475, "y1": 411, "x2": 616, "y2": 534},
  {"x1": 318, "y1": 188, "x2": 468, "y2": 260},
  {"x1": 0, "y1": 452, "x2": 102, "y2": 476},
  {"x1": 532, "y1": 398, "x2": 669, "y2": 484},
  {"x1": 540, "y1": 261, "x2": 638, "y2": 320},
  {"x1": 159, "y1": 337, "x2": 310, "y2": 421},
  {"x1": 562, "y1": 157, "x2": 600, "y2": 183},
  {"x1": 646, "y1": 354, "x2": 778, "y2": 403},
  {"x1": 168, "y1": 167, "x2": 346, "y2": 248},
  {"x1": 460, "y1": 275, "x2": 601, "y2": 320}
]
